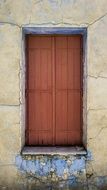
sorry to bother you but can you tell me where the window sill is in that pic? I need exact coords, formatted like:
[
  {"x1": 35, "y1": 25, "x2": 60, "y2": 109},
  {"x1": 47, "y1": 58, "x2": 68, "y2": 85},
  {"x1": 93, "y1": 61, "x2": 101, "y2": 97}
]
[{"x1": 22, "y1": 146, "x2": 87, "y2": 156}]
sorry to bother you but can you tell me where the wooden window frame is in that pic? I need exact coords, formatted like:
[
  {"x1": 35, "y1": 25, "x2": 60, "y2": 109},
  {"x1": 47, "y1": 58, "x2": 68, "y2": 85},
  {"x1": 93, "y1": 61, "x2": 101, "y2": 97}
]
[{"x1": 21, "y1": 27, "x2": 87, "y2": 154}]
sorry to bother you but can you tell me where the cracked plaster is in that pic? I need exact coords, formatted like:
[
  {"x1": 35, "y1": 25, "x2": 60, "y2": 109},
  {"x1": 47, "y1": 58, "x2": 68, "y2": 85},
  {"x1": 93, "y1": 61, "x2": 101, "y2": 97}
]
[{"x1": 0, "y1": 0, "x2": 107, "y2": 189}]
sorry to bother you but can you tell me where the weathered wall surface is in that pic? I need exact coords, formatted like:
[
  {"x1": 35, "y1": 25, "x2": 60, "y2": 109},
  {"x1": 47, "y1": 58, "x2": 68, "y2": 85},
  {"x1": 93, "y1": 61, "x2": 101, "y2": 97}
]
[{"x1": 0, "y1": 0, "x2": 107, "y2": 189}]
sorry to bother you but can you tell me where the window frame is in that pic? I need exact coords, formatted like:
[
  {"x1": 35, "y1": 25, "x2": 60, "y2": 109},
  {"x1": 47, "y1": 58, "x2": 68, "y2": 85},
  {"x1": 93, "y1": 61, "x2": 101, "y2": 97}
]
[{"x1": 20, "y1": 27, "x2": 87, "y2": 153}]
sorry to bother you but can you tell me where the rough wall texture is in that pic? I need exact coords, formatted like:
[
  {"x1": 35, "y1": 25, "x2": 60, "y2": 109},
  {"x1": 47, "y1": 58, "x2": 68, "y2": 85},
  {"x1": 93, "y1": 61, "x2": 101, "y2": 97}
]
[{"x1": 0, "y1": 0, "x2": 107, "y2": 189}]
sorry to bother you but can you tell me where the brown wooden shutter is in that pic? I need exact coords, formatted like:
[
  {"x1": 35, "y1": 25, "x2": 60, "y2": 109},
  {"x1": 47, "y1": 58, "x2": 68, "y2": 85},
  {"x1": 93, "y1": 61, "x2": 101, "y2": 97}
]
[{"x1": 26, "y1": 35, "x2": 83, "y2": 146}]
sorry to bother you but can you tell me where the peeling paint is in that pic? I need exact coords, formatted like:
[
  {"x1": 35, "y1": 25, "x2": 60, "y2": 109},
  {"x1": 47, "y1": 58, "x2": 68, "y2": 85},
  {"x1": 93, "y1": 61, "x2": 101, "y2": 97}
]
[
  {"x1": 87, "y1": 150, "x2": 93, "y2": 161},
  {"x1": 69, "y1": 157, "x2": 85, "y2": 173},
  {"x1": 15, "y1": 155, "x2": 86, "y2": 182}
]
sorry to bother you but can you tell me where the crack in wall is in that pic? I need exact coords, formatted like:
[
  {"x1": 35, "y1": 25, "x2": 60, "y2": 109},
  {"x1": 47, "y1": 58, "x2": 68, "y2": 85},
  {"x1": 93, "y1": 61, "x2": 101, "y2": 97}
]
[
  {"x1": 0, "y1": 21, "x2": 21, "y2": 28},
  {"x1": 0, "y1": 104, "x2": 20, "y2": 107},
  {"x1": 0, "y1": 2, "x2": 107, "y2": 28},
  {"x1": 88, "y1": 74, "x2": 107, "y2": 79},
  {"x1": 0, "y1": 11, "x2": 107, "y2": 29},
  {"x1": 88, "y1": 12, "x2": 107, "y2": 27},
  {"x1": 89, "y1": 126, "x2": 107, "y2": 140},
  {"x1": 87, "y1": 108, "x2": 107, "y2": 116}
]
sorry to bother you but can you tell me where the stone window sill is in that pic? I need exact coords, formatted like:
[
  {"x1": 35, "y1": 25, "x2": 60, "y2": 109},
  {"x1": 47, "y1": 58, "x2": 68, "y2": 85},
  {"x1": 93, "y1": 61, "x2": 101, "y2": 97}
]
[{"x1": 22, "y1": 146, "x2": 87, "y2": 156}]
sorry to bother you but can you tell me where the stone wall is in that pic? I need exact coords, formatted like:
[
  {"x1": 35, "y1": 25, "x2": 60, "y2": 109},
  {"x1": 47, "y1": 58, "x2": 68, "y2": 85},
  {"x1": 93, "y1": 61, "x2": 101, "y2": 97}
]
[{"x1": 0, "y1": 0, "x2": 107, "y2": 189}]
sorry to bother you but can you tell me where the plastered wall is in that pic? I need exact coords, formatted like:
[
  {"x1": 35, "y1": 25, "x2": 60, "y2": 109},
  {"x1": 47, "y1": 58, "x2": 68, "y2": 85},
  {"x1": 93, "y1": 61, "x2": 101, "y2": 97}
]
[{"x1": 0, "y1": 0, "x2": 107, "y2": 189}]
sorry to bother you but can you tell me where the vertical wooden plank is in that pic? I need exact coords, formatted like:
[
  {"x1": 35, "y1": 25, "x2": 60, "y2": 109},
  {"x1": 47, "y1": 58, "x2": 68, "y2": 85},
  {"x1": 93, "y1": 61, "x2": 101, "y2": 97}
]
[
  {"x1": 25, "y1": 36, "x2": 29, "y2": 145},
  {"x1": 55, "y1": 36, "x2": 68, "y2": 145},
  {"x1": 67, "y1": 36, "x2": 82, "y2": 144},
  {"x1": 52, "y1": 37, "x2": 55, "y2": 145}
]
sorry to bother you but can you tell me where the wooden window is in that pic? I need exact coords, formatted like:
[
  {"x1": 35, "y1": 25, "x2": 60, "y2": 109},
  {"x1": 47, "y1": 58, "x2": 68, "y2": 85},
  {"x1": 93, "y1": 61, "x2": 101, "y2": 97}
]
[{"x1": 26, "y1": 35, "x2": 83, "y2": 146}]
